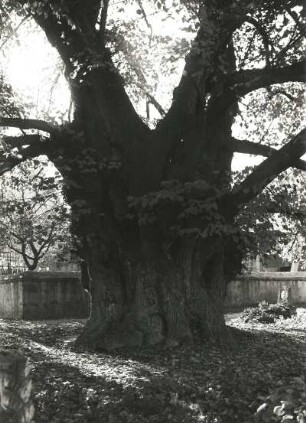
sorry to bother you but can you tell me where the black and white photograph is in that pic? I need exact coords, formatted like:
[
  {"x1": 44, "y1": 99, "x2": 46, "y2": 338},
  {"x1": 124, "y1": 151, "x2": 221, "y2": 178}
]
[{"x1": 0, "y1": 1, "x2": 305, "y2": 422}]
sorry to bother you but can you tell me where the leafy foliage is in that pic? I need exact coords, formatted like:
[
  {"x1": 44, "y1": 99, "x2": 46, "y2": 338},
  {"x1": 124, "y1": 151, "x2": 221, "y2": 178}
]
[
  {"x1": 127, "y1": 179, "x2": 235, "y2": 238},
  {"x1": 233, "y1": 167, "x2": 306, "y2": 262}
]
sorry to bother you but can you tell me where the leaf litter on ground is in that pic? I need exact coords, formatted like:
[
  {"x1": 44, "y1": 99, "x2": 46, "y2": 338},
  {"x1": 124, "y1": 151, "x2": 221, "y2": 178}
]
[{"x1": 0, "y1": 309, "x2": 306, "y2": 422}]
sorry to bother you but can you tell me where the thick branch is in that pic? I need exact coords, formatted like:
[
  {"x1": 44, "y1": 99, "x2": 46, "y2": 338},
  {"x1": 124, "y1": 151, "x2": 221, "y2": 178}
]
[
  {"x1": 154, "y1": 5, "x2": 248, "y2": 149},
  {"x1": 0, "y1": 135, "x2": 50, "y2": 175},
  {"x1": 9, "y1": 245, "x2": 25, "y2": 256},
  {"x1": 227, "y1": 59, "x2": 306, "y2": 97},
  {"x1": 0, "y1": 117, "x2": 55, "y2": 134},
  {"x1": 16, "y1": 0, "x2": 98, "y2": 69},
  {"x1": 230, "y1": 137, "x2": 306, "y2": 171},
  {"x1": 37, "y1": 227, "x2": 56, "y2": 258},
  {"x1": 230, "y1": 127, "x2": 306, "y2": 210}
]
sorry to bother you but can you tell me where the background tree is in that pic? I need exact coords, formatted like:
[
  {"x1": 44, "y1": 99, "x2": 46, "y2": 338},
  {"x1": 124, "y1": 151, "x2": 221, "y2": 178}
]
[
  {"x1": 0, "y1": 0, "x2": 305, "y2": 350},
  {"x1": 0, "y1": 159, "x2": 71, "y2": 271},
  {"x1": 233, "y1": 166, "x2": 306, "y2": 269}
]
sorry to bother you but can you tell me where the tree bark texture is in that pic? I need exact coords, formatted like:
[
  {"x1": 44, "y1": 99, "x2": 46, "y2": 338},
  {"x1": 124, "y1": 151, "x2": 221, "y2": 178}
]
[
  {"x1": 76, "y1": 239, "x2": 229, "y2": 350},
  {"x1": 0, "y1": 351, "x2": 34, "y2": 423}
]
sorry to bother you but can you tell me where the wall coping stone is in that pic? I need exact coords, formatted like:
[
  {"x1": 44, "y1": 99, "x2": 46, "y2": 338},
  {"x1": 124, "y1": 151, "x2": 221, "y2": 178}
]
[
  {"x1": 0, "y1": 271, "x2": 81, "y2": 283},
  {"x1": 236, "y1": 272, "x2": 306, "y2": 281}
]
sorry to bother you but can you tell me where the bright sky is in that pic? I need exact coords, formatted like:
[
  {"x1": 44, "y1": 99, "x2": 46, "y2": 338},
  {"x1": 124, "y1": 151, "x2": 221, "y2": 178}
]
[
  {"x1": 1, "y1": 19, "x2": 70, "y2": 123},
  {"x1": 0, "y1": 14, "x2": 267, "y2": 172}
]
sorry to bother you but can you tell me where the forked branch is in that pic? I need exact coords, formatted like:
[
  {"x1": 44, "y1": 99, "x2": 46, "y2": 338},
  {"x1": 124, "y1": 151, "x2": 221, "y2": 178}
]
[{"x1": 0, "y1": 134, "x2": 50, "y2": 175}]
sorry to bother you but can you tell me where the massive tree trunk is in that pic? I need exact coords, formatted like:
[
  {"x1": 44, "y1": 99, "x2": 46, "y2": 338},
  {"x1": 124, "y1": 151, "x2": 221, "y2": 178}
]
[
  {"x1": 29, "y1": 5, "x2": 240, "y2": 350},
  {"x1": 55, "y1": 162, "x2": 230, "y2": 350},
  {"x1": 48, "y1": 82, "x2": 235, "y2": 349},
  {"x1": 76, "y1": 233, "x2": 229, "y2": 350}
]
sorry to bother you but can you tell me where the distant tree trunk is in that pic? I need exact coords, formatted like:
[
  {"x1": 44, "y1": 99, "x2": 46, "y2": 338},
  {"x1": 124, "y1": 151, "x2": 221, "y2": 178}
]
[
  {"x1": 22, "y1": 253, "x2": 39, "y2": 271},
  {"x1": 290, "y1": 261, "x2": 299, "y2": 272},
  {"x1": 290, "y1": 234, "x2": 304, "y2": 272}
]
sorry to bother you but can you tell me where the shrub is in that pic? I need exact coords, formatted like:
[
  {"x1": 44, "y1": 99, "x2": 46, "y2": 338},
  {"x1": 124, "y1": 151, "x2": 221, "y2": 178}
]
[{"x1": 242, "y1": 301, "x2": 296, "y2": 324}]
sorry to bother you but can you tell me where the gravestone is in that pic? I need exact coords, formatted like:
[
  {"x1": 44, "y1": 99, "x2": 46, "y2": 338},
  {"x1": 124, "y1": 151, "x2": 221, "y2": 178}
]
[
  {"x1": 0, "y1": 351, "x2": 34, "y2": 423},
  {"x1": 277, "y1": 286, "x2": 293, "y2": 306}
]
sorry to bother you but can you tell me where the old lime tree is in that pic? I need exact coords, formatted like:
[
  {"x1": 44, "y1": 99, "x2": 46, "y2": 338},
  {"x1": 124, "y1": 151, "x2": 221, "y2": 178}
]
[{"x1": 0, "y1": 0, "x2": 305, "y2": 349}]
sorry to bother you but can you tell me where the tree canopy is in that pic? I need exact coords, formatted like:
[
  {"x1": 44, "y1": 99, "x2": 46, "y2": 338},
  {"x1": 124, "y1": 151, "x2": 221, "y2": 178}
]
[{"x1": 0, "y1": 1, "x2": 305, "y2": 198}]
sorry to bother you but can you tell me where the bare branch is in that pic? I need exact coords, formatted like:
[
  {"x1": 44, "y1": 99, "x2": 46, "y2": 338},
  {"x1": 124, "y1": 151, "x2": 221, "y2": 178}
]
[
  {"x1": 0, "y1": 15, "x2": 29, "y2": 52},
  {"x1": 245, "y1": 16, "x2": 273, "y2": 67},
  {"x1": 136, "y1": 1, "x2": 153, "y2": 42},
  {"x1": 29, "y1": 241, "x2": 38, "y2": 257},
  {"x1": 144, "y1": 91, "x2": 166, "y2": 117},
  {"x1": 275, "y1": 33, "x2": 303, "y2": 65},
  {"x1": 9, "y1": 245, "x2": 24, "y2": 256},
  {"x1": 230, "y1": 137, "x2": 306, "y2": 171},
  {"x1": 37, "y1": 227, "x2": 56, "y2": 258}
]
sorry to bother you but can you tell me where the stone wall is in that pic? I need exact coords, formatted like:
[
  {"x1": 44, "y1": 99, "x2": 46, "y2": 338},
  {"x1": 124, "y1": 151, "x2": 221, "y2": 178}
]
[
  {"x1": 0, "y1": 278, "x2": 23, "y2": 319},
  {"x1": 0, "y1": 272, "x2": 89, "y2": 320},
  {"x1": 3, "y1": 271, "x2": 306, "y2": 319},
  {"x1": 225, "y1": 272, "x2": 306, "y2": 308}
]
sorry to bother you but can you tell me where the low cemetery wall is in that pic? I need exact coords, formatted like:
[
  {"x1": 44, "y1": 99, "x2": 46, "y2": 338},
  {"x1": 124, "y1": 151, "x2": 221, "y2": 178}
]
[
  {"x1": 225, "y1": 272, "x2": 306, "y2": 308},
  {"x1": 0, "y1": 272, "x2": 89, "y2": 320},
  {"x1": 2, "y1": 271, "x2": 306, "y2": 319}
]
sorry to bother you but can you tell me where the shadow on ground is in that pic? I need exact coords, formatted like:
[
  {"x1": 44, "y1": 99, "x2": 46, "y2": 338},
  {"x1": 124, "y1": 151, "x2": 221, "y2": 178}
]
[{"x1": 0, "y1": 317, "x2": 306, "y2": 423}]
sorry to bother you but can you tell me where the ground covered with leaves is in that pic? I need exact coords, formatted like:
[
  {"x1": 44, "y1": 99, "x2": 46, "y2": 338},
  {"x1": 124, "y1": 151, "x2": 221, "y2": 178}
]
[{"x1": 1, "y1": 309, "x2": 306, "y2": 423}]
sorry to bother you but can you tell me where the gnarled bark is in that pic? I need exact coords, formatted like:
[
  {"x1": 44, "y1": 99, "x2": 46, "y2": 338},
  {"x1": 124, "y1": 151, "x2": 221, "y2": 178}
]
[{"x1": 76, "y1": 236, "x2": 228, "y2": 350}]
